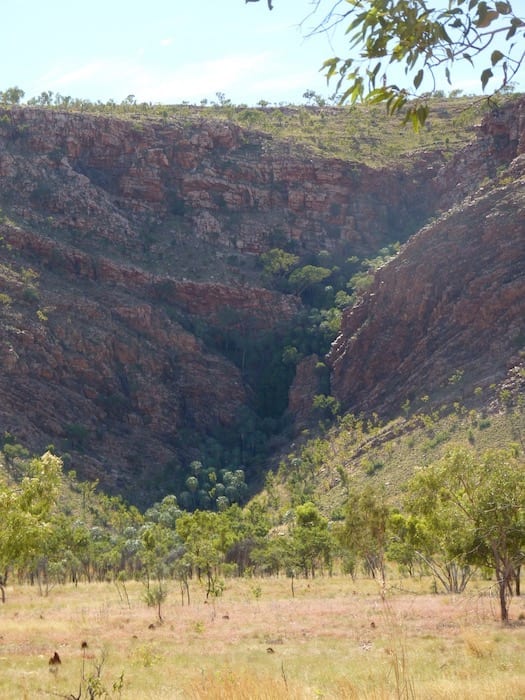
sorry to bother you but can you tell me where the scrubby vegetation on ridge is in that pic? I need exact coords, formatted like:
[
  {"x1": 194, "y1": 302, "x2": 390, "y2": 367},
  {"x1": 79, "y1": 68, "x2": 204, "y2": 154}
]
[
  {"x1": 0, "y1": 86, "x2": 515, "y2": 165},
  {"x1": 271, "y1": 367, "x2": 525, "y2": 514}
]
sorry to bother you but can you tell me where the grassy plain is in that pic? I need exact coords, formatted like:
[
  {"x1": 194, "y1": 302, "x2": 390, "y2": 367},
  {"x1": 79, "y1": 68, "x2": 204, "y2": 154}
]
[{"x1": 1, "y1": 576, "x2": 524, "y2": 699}]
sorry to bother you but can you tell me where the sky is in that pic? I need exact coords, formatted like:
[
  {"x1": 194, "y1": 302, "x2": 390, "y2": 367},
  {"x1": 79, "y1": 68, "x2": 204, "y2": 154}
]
[{"x1": 2, "y1": 1, "x2": 523, "y2": 106}]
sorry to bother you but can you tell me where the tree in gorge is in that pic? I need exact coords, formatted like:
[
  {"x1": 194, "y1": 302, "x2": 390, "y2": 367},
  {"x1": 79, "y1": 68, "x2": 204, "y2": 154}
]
[{"x1": 247, "y1": 1, "x2": 525, "y2": 126}]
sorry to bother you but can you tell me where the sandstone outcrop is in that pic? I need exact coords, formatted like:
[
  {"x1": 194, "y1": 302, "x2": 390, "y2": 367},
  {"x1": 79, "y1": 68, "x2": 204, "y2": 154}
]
[
  {"x1": 0, "y1": 107, "x2": 442, "y2": 262},
  {"x1": 0, "y1": 99, "x2": 522, "y2": 500},
  {"x1": 328, "y1": 99, "x2": 525, "y2": 414}
]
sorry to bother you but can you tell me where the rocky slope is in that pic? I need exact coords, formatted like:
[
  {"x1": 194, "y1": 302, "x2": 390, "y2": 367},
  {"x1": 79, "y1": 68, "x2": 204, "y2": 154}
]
[
  {"x1": 0, "y1": 107, "x2": 453, "y2": 265},
  {"x1": 329, "y1": 98, "x2": 525, "y2": 414},
  {"x1": 0, "y1": 99, "x2": 523, "y2": 501}
]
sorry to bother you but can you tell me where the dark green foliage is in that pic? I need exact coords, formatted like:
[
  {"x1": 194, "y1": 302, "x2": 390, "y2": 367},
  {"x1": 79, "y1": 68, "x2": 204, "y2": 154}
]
[
  {"x1": 288, "y1": 265, "x2": 331, "y2": 297},
  {"x1": 65, "y1": 423, "x2": 90, "y2": 450},
  {"x1": 169, "y1": 458, "x2": 250, "y2": 514},
  {"x1": 216, "y1": 242, "x2": 403, "y2": 447},
  {"x1": 21, "y1": 284, "x2": 39, "y2": 303},
  {"x1": 260, "y1": 248, "x2": 299, "y2": 286}
]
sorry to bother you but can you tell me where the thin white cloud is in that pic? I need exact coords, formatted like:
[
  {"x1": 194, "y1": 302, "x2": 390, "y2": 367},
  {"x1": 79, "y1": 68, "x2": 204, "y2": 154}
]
[
  {"x1": 31, "y1": 51, "x2": 328, "y2": 104},
  {"x1": 135, "y1": 53, "x2": 274, "y2": 102},
  {"x1": 36, "y1": 52, "x2": 279, "y2": 103},
  {"x1": 40, "y1": 61, "x2": 106, "y2": 87}
]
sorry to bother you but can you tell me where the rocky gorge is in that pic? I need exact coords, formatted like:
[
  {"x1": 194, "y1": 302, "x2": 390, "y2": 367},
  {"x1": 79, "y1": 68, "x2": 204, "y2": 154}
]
[{"x1": 0, "y1": 98, "x2": 523, "y2": 503}]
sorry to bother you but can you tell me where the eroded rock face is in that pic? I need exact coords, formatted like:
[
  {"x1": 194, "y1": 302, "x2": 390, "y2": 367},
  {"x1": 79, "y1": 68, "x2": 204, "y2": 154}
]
[
  {"x1": 0, "y1": 107, "x2": 443, "y2": 260},
  {"x1": 328, "y1": 100, "x2": 525, "y2": 415},
  {"x1": 0, "y1": 106, "x2": 445, "y2": 499},
  {"x1": 0, "y1": 206, "x2": 303, "y2": 497},
  {"x1": 0, "y1": 100, "x2": 523, "y2": 498},
  {"x1": 288, "y1": 355, "x2": 325, "y2": 430},
  {"x1": 433, "y1": 96, "x2": 525, "y2": 210}
]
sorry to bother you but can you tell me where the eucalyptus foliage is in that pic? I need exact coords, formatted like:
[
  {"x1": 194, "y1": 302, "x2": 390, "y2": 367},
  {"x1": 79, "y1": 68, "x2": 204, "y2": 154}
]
[
  {"x1": 0, "y1": 452, "x2": 62, "y2": 600},
  {"x1": 250, "y1": 1, "x2": 525, "y2": 126},
  {"x1": 404, "y1": 445, "x2": 524, "y2": 620}
]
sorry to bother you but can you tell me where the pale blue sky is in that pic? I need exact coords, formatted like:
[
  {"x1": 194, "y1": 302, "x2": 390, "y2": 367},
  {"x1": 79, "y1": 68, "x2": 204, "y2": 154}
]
[{"x1": 3, "y1": 1, "x2": 522, "y2": 106}]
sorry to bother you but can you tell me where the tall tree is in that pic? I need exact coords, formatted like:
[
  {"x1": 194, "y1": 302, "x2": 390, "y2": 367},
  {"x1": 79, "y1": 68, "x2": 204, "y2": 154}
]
[
  {"x1": 176, "y1": 510, "x2": 238, "y2": 598},
  {"x1": 336, "y1": 485, "x2": 391, "y2": 584},
  {"x1": 404, "y1": 445, "x2": 525, "y2": 621},
  {"x1": 290, "y1": 501, "x2": 333, "y2": 577},
  {"x1": 0, "y1": 452, "x2": 63, "y2": 601}
]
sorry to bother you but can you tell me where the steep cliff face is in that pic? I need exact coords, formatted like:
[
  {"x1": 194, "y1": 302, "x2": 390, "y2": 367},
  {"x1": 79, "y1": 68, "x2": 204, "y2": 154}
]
[
  {"x1": 328, "y1": 99, "x2": 525, "y2": 414},
  {"x1": 0, "y1": 204, "x2": 301, "y2": 495},
  {"x1": 0, "y1": 99, "x2": 523, "y2": 501},
  {"x1": 0, "y1": 107, "x2": 443, "y2": 264},
  {"x1": 0, "y1": 105, "x2": 449, "y2": 499}
]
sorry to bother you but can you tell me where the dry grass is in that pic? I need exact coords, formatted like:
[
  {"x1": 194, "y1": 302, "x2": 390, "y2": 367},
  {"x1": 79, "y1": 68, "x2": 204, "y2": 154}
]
[{"x1": 0, "y1": 576, "x2": 524, "y2": 699}]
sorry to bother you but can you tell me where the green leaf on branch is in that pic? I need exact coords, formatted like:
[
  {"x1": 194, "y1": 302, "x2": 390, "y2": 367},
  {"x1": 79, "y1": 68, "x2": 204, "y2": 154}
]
[
  {"x1": 491, "y1": 50, "x2": 504, "y2": 66},
  {"x1": 404, "y1": 104, "x2": 429, "y2": 131},
  {"x1": 480, "y1": 67, "x2": 494, "y2": 90},
  {"x1": 413, "y1": 69, "x2": 424, "y2": 89},
  {"x1": 280, "y1": 0, "x2": 525, "y2": 130},
  {"x1": 321, "y1": 57, "x2": 340, "y2": 80}
]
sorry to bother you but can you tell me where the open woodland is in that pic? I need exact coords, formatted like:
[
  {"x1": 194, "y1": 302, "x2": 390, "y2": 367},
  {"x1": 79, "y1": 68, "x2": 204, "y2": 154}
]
[{"x1": 0, "y1": 394, "x2": 523, "y2": 698}]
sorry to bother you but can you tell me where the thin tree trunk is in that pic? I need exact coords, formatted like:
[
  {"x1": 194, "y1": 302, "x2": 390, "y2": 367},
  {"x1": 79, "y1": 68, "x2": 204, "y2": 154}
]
[
  {"x1": 0, "y1": 569, "x2": 7, "y2": 603},
  {"x1": 498, "y1": 575, "x2": 509, "y2": 622}
]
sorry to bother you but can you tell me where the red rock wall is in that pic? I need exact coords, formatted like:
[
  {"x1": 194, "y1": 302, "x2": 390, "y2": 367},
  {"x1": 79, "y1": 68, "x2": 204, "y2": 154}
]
[
  {"x1": 0, "y1": 101, "x2": 522, "y2": 496},
  {"x1": 328, "y1": 101, "x2": 525, "y2": 414},
  {"x1": 0, "y1": 107, "x2": 442, "y2": 258}
]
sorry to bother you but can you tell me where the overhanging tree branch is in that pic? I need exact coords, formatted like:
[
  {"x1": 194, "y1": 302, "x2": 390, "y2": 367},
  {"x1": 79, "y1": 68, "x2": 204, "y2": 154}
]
[{"x1": 247, "y1": 1, "x2": 525, "y2": 127}]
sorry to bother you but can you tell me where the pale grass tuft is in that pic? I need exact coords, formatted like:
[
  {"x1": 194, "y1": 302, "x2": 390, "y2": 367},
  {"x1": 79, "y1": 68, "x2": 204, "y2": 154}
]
[
  {"x1": 182, "y1": 668, "x2": 303, "y2": 700},
  {"x1": 462, "y1": 631, "x2": 494, "y2": 659}
]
